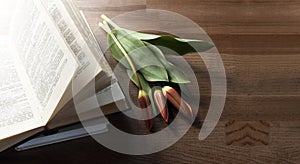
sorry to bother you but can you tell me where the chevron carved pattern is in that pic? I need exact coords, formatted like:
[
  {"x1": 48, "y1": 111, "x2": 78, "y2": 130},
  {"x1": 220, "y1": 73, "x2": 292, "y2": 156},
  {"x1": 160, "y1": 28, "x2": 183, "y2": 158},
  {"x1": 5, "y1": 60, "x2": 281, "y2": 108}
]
[{"x1": 225, "y1": 120, "x2": 270, "y2": 146}]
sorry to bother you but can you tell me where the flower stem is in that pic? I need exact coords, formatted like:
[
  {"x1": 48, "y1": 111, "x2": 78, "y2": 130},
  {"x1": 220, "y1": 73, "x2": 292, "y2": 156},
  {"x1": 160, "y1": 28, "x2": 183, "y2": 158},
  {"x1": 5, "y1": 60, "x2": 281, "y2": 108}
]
[
  {"x1": 101, "y1": 14, "x2": 120, "y2": 30},
  {"x1": 100, "y1": 15, "x2": 142, "y2": 90}
]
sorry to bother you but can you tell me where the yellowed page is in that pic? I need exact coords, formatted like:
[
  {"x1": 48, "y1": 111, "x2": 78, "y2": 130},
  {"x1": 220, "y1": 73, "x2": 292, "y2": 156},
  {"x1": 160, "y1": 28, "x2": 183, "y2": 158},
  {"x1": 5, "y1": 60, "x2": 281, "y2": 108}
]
[
  {"x1": 44, "y1": 0, "x2": 102, "y2": 89},
  {"x1": 0, "y1": 37, "x2": 43, "y2": 140},
  {"x1": 42, "y1": 0, "x2": 103, "y2": 118},
  {"x1": 9, "y1": 0, "x2": 79, "y2": 125}
]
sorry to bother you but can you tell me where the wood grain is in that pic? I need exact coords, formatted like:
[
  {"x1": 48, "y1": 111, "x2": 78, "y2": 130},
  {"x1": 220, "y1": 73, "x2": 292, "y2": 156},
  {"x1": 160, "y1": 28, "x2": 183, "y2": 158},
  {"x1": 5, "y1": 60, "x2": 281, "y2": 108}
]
[
  {"x1": 76, "y1": 0, "x2": 300, "y2": 163},
  {"x1": 225, "y1": 120, "x2": 270, "y2": 146},
  {"x1": 1, "y1": 0, "x2": 299, "y2": 163}
]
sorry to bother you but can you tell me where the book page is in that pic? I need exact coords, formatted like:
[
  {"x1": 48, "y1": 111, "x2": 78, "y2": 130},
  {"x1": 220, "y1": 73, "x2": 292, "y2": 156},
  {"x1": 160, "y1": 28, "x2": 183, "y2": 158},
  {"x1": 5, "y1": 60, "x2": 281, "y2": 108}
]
[
  {"x1": 62, "y1": 0, "x2": 118, "y2": 95},
  {"x1": 61, "y1": 0, "x2": 114, "y2": 78},
  {"x1": 42, "y1": 0, "x2": 103, "y2": 118},
  {"x1": 9, "y1": 0, "x2": 78, "y2": 125},
  {"x1": 44, "y1": 0, "x2": 102, "y2": 89},
  {"x1": 0, "y1": 37, "x2": 43, "y2": 140}
]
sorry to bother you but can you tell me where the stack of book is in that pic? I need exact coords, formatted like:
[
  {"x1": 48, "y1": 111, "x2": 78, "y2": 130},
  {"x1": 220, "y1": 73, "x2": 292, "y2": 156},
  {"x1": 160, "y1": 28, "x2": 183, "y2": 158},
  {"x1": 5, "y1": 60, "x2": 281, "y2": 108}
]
[{"x1": 0, "y1": 0, "x2": 127, "y2": 152}]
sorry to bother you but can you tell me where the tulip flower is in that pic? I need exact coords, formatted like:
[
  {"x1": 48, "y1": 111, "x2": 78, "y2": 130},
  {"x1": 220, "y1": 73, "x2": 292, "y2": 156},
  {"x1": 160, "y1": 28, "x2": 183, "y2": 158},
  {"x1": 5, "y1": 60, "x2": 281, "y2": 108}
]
[
  {"x1": 99, "y1": 15, "x2": 211, "y2": 130},
  {"x1": 138, "y1": 90, "x2": 153, "y2": 130},
  {"x1": 154, "y1": 89, "x2": 169, "y2": 123},
  {"x1": 162, "y1": 86, "x2": 193, "y2": 118}
]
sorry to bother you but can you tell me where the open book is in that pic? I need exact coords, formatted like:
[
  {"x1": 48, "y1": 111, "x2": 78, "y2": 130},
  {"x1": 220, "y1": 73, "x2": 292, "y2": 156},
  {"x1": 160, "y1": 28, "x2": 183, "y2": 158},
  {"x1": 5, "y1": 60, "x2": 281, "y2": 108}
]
[{"x1": 0, "y1": 0, "x2": 127, "y2": 152}]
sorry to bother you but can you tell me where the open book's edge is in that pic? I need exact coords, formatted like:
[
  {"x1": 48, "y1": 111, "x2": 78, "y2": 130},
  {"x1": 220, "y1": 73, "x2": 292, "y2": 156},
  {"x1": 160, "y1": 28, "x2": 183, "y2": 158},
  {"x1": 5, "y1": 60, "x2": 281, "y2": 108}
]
[
  {"x1": 47, "y1": 80, "x2": 128, "y2": 129},
  {"x1": 49, "y1": 70, "x2": 110, "y2": 121},
  {"x1": 0, "y1": 127, "x2": 44, "y2": 152},
  {"x1": 47, "y1": 99, "x2": 127, "y2": 129}
]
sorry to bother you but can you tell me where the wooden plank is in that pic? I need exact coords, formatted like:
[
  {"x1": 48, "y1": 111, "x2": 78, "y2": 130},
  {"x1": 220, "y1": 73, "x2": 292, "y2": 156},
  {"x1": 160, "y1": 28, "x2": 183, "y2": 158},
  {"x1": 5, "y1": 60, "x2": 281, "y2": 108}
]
[
  {"x1": 2, "y1": 119, "x2": 298, "y2": 163},
  {"x1": 146, "y1": 0, "x2": 300, "y2": 35},
  {"x1": 199, "y1": 95, "x2": 300, "y2": 121}
]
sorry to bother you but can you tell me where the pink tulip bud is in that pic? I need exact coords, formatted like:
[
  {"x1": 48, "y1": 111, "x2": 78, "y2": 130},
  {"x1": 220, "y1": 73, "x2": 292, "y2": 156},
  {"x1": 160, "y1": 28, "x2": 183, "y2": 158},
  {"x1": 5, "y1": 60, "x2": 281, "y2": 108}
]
[
  {"x1": 162, "y1": 86, "x2": 193, "y2": 118},
  {"x1": 138, "y1": 90, "x2": 153, "y2": 130},
  {"x1": 154, "y1": 89, "x2": 169, "y2": 123}
]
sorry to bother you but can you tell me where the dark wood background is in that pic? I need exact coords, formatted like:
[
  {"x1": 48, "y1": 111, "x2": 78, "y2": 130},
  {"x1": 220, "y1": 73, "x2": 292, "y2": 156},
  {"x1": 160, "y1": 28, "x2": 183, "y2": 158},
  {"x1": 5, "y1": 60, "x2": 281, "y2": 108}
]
[{"x1": 1, "y1": 0, "x2": 299, "y2": 163}]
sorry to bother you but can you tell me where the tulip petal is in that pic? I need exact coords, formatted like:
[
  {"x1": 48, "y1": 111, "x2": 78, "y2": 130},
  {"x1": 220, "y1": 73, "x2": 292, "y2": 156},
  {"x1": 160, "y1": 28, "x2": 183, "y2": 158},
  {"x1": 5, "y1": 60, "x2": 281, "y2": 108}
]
[
  {"x1": 138, "y1": 90, "x2": 153, "y2": 130},
  {"x1": 162, "y1": 86, "x2": 193, "y2": 118},
  {"x1": 154, "y1": 90, "x2": 169, "y2": 123}
]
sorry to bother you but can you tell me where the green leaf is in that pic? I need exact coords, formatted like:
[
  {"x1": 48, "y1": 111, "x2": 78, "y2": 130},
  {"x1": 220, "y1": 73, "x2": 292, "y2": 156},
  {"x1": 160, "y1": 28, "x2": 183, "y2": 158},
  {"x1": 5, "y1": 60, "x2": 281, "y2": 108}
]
[
  {"x1": 128, "y1": 30, "x2": 214, "y2": 56},
  {"x1": 126, "y1": 30, "x2": 159, "y2": 40},
  {"x1": 108, "y1": 29, "x2": 169, "y2": 82},
  {"x1": 127, "y1": 70, "x2": 150, "y2": 93},
  {"x1": 164, "y1": 62, "x2": 191, "y2": 83},
  {"x1": 145, "y1": 42, "x2": 191, "y2": 84}
]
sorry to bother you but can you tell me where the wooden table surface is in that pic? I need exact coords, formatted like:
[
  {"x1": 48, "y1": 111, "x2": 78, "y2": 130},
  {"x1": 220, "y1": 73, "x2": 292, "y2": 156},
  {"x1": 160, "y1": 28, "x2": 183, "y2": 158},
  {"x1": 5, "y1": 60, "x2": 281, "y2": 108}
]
[{"x1": 1, "y1": 0, "x2": 299, "y2": 163}]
